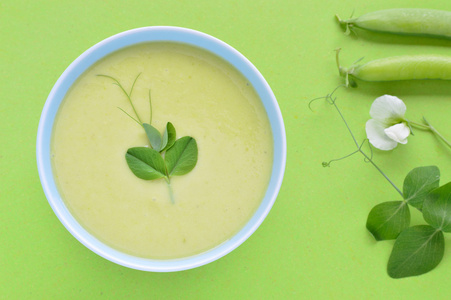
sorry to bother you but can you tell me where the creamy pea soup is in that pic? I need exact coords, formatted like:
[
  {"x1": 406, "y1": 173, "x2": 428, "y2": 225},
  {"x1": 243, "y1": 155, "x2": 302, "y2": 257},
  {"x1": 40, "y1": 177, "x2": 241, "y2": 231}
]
[{"x1": 51, "y1": 42, "x2": 273, "y2": 259}]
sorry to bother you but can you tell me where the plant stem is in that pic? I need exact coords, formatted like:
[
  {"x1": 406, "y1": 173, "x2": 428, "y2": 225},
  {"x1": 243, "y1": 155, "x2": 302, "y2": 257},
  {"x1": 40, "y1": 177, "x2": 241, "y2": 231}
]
[
  {"x1": 97, "y1": 74, "x2": 143, "y2": 124},
  {"x1": 331, "y1": 99, "x2": 404, "y2": 197},
  {"x1": 409, "y1": 119, "x2": 451, "y2": 149},
  {"x1": 165, "y1": 178, "x2": 175, "y2": 204}
]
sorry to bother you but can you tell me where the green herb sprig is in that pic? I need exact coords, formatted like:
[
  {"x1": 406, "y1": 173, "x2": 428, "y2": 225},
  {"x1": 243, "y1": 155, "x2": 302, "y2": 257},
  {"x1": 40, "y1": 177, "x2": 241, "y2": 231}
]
[
  {"x1": 311, "y1": 88, "x2": 451, "y2": 278},
  {"x1": 98, "y1": 74, "x2": 198, "y2": 203}
]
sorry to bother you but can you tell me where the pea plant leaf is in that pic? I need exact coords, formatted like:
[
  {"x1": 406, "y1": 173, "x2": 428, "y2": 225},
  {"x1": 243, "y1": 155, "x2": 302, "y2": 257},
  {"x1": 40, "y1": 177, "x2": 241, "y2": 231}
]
[
  {"x1": 125, "y1": 147, "x2": 167, "y2": 180},
  {"x1": 403, "y1": 166, "x2": 440, "y2": 211},
  {"x1": 423, "y1": 182, "x2": 451, "y2": 232},
  {"x1": 387, "y1": 225, "x2": 444, "y2": 279},
  {"x1": 143, "y1": 123, "x2": 163, "y2": 152},
  {"x1": 366, "y1": 201, "x2": 410, "y2": 241},
  {"x1": 100, "y1": 74, "x2": 200, "y2": 204},
  {"x1": 165, "y1": 136, "x2": 198, "y2": 176},
  {"x1": 160, "y1": 122, "x2": 176, "y2": 153}
]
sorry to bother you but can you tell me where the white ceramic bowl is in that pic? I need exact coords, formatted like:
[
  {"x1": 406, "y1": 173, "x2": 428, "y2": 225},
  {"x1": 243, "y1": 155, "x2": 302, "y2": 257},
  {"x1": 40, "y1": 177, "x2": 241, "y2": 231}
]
[{"x1": 36, "y1": 26, "x2": 286, "y2": 272}]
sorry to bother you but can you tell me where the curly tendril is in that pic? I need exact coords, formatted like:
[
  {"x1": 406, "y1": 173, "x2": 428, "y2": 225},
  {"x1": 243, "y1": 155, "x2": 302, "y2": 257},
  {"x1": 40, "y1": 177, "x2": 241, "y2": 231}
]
[{"x1": 310, "y1": 89, "x2": 403, "y2": 197}]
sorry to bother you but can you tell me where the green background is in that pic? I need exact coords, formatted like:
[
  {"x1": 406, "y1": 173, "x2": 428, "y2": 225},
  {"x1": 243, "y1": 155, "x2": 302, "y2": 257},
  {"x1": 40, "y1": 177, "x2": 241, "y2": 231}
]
[{"x1": 2, "y1": 0, "x2": 451, "y2": 298}]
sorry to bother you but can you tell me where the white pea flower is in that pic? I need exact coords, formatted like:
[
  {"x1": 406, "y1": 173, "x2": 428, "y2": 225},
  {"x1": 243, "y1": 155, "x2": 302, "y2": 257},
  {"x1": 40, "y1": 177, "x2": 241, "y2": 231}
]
[{"x1": 365, "y1": 95, "x2": 411, "y2": 150}]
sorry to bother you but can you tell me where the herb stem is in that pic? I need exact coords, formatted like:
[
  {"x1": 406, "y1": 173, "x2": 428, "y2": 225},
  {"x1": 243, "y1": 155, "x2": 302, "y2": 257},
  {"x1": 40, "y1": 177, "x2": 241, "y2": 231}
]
[
  {"x1": 165, "y1": 178, "x2": 175, "y2": 204},
  {"x1": 97, "y1": 74, "x2": 143, "y2": 124},
  {"x1": 117, "y1": 107, "x2": 141, "y2": 126},
  {"x1": 331, "y1": 98, "x2": 404, "y2": 197}
]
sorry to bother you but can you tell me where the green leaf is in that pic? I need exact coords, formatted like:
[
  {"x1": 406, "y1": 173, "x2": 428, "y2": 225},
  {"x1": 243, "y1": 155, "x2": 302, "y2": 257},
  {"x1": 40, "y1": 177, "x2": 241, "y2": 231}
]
[
  {"x1": 387, "y1": 225, "x2": 444, "y2": 279},
  {"x1": 403, "y1": 166, "x2": 440, "y2": 211},
  {"x1": 143, "y1": 123, "x2": 162, "y2": 152},
  {"x1": 160, "y1": 122, "x2": 176, "y2": 153},
  {"x1": 125, "y1": 147, "x2": 167, "y2": 180},
  {"x1": 165, "y1": 136, "x2": 198, "y2": 176},
  {"x1": 423, "y1": 182, "x2": 451, "y2": 232},
  {"x1": 366, "y1": 201, "x2": 410, "y2": 241}
]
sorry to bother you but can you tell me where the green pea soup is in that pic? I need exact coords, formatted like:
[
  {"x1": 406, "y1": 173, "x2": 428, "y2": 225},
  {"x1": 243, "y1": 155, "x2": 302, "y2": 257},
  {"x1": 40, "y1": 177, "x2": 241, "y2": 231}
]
[{"x1": 51, "y1": 42, "x2": 274, "y2": 259}]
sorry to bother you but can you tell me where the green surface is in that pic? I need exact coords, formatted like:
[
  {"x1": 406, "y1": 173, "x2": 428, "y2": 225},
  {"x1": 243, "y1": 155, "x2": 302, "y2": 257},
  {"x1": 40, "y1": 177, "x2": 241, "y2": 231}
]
[{"x1": 2, "y1": 0, "x2": 451, "y2": 298}]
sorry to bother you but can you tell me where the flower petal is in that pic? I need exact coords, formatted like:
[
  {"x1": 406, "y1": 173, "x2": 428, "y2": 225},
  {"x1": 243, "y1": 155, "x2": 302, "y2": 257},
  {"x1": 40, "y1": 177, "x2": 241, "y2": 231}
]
[
  {"x1": 366, "y1": 119, "x2": 398, "y2": 150},
  {"x1": 384, "y1": 123, "x2": 410, "y2": 144},
  {"x1": 369, "y1": 95, "x2": 406, "y2": 124}
]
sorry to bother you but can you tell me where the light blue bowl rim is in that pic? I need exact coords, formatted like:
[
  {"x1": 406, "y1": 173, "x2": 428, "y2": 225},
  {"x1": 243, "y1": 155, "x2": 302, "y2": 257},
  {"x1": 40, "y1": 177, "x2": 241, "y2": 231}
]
[{"x1": 36, "y1": 26, "x2": 287, "y2": 272}]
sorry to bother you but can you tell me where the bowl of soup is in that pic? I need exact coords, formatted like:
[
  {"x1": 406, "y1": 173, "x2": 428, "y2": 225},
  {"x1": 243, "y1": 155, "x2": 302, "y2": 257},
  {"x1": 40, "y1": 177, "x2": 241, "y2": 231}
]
[{"x1": 36, "y1": 26, "x2": 286, "y2": 272}]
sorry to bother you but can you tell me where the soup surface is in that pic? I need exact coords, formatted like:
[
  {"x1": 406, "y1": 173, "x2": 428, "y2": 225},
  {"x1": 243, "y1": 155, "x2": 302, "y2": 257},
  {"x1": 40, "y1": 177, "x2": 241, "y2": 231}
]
[{"x1": 51, "y1": 42, "x2": 273, "y2": 259}]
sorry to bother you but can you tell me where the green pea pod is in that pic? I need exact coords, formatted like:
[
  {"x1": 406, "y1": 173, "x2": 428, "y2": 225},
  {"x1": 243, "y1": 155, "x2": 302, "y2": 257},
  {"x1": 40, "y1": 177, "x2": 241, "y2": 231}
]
[
  {"x1": 337, "y1": 8, "x2": 451, "y2": 40},
  {"x1": 336, "y1": 49, "x2": 451, "y2": 87}
]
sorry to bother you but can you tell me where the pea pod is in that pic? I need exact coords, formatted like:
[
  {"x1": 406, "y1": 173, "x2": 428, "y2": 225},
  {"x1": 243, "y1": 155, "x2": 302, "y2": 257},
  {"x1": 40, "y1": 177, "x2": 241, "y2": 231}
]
[
  {"x1": 337, "y1": 8, "x2": 451, "y2": 40},
  {"x1": 336, "y1": 49, "x2": 451, "y2": 87}
]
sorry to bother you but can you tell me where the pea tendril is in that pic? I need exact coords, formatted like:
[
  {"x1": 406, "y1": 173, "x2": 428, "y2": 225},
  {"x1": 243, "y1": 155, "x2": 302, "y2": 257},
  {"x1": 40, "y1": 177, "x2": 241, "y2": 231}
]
[
  {"x1": 311, "y1": 86, "x2": 451, "y2": 278},
  {"x1": 97, "y1": 74, "x2": 143, "y2": 124},
  {"x1": 310, "y1": 87, "x2": 403, "y2": 197},
  {"x1": 407, "y1": 119, "x2": 451, "y2": 149},
  {"x1": 97, "y1": 74, "x2": 199, "y2": 204}
]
